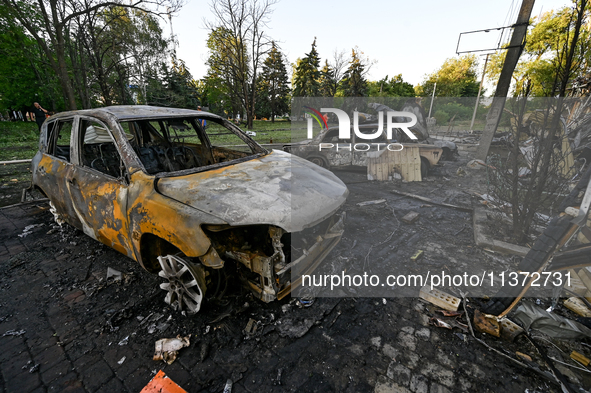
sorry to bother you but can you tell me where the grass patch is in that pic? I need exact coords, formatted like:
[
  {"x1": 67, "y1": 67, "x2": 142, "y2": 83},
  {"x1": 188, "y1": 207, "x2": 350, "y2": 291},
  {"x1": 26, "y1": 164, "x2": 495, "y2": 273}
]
[
  {"x1": 0, "y1": 121, "x2": 39, "y2": 161},
  {"x1": 230, "y1": 119, "x2": 307, "y2": 144}
]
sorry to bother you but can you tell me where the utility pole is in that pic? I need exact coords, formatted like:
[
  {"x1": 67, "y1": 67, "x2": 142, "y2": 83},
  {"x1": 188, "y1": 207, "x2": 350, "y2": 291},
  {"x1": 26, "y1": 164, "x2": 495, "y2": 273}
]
[
  {"x1": 470, "y1": 53, "x2": 489, "y2": 132},
  {"x1": 428, "y1": 82, "x2": 437, "y2": 118},
  {"x1": 167, "y1": 7, "x2": 177, "y2": 56},
  {"x1": 475, "y1": 0, "x2": 535, "y2": 161}
]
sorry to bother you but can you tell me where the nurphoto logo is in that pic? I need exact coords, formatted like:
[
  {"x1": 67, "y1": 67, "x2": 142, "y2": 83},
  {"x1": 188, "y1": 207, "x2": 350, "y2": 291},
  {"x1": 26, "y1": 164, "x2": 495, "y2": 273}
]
[{"x1": 304, "y1": 106, "x2": 418, "y2": 152}]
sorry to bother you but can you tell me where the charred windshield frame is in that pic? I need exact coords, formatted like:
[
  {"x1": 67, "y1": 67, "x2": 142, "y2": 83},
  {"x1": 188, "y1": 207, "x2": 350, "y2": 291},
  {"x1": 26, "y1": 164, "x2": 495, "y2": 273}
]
[{"x1": 118, "y1": 116, "x2": 268, "y2": 178}]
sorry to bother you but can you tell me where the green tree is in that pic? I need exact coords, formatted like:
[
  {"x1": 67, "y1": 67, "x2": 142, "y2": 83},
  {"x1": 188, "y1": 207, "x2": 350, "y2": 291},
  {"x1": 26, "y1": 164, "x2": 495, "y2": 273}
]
[
  {"x1": 319, "y1": 60, "x2": 337, "y2": 97},
  {"x1": 1, "y1": 0, "x2": 182, "y2": 110},
  {"x1": 0, "y1": 9, "x2": 61, "y2": 112},
  {"x1": 146, "y1": 58, "x2": 200, "y2": 109},
  {"x1": 487, "y1": 4, "x2": 591, "y2": 96},
  {"x1": 204, "y1": 26, "x2": 247, "y2": 118},
  {"x1": 339, "y1": 48, "x2": 368, "y2": 97},
  {"x1": 205, "y1": 0, "x2": 277, "y2": 129},
  {"x1": 292, "y1": 38, "x2": 321, "y2": 97},
  {"x1": 367, "y1": 74, "x2": 414, "y2": 97},
  {"x1": 416, "y1": 55, "x2": 480, "y2": 97},
  {"x1": 256, "y1": 42, "x2": 290, "y2": 122}
]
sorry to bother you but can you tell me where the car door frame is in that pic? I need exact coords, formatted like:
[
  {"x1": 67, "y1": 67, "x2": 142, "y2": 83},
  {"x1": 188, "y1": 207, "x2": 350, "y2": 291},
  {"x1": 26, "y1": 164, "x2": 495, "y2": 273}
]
[
  {"x1": 66, "y1": 114, "x2": 135, "y2": 258},
  {"x1": 36, "y1": 116, "x2": 84, "y2": 230}
]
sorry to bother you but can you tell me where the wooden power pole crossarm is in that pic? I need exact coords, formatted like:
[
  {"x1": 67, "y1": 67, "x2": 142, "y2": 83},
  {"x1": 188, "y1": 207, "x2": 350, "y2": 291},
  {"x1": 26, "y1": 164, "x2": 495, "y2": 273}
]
[{"x1": 475, "y1": 0, "x2": 536, "y2": 161}]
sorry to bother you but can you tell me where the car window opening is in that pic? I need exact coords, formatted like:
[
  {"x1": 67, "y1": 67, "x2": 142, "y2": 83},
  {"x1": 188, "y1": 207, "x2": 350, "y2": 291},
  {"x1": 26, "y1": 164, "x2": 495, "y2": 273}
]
[{"x1": 123, "y1": 117, "x2": 263, "y2": 175}]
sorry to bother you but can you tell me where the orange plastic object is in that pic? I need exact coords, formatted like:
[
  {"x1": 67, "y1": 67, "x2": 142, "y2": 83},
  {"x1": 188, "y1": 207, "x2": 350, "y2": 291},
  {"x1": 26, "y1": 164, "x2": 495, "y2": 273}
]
[{"x1": 139, "y1": 370, "x2": 188, "y2": 393}]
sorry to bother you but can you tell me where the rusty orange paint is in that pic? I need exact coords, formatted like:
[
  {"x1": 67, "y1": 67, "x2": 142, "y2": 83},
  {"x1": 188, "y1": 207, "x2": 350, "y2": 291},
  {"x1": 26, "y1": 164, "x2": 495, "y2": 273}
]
[
  {"x1": 125, "y1": 171, "x2": 215, "y2": 267},
  {"x1": 139, "y1": 370, "x2": 187, "y2": 393}
]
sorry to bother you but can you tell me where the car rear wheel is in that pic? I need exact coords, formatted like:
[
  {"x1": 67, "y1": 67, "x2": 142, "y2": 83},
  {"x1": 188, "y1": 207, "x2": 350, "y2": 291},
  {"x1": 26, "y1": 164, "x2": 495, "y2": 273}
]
[{"x1": 157, "y1": 254, "x2": 206, "y2": 314}]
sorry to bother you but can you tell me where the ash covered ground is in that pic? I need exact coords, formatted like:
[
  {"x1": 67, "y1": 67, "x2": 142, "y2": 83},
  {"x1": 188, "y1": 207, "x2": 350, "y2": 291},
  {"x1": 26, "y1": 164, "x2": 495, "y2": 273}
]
[{"x1": 0, "y1": 156, "x2": 589, "y2": 392}]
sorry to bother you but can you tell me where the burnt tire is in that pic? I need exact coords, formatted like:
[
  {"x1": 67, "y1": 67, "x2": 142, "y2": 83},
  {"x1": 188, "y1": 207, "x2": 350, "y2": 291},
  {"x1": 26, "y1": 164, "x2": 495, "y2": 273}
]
[{"x1": 308, "y1": 156, "x2": 329, "y2": 169}]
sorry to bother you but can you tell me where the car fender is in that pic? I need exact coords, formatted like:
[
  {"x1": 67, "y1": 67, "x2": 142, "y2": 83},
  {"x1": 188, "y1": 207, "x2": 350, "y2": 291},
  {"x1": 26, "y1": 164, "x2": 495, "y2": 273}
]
[{"x1": 126, "y1": 171, "x2": 227, "y2": 270}]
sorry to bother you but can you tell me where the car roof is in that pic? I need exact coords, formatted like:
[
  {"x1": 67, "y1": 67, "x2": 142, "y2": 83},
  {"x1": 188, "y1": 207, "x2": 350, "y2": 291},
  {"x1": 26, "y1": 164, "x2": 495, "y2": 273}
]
[{"x1": 50, "y1": 105, "x2": 223, "y2": 122}]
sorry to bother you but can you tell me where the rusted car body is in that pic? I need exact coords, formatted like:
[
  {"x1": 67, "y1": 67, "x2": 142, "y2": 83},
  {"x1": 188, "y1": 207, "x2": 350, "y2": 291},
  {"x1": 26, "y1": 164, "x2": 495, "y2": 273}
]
[
  {"x1": 31, "y1": 106, "x2": 348, "y2": 313},
  {"x1": 284, "y1": 124, "x2": 443, "y2": 177}
]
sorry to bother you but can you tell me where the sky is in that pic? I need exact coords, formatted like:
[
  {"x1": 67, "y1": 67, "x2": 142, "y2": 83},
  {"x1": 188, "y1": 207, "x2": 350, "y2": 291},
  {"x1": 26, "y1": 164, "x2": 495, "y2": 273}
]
[{"x1": 168, "y1": 0, "x2": 570, "y2": 87}]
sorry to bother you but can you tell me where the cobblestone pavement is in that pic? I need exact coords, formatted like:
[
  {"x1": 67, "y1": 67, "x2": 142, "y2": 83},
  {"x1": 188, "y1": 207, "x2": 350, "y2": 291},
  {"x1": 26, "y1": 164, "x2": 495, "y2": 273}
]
[{"x1": 0, "y1": 179, "x2": 569, "y2": 393}]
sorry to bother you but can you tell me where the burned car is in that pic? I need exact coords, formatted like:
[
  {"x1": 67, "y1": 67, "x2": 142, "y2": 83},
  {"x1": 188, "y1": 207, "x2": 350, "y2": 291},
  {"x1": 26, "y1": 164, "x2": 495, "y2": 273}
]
[
  {"x1": 284, "y1": 124, "x2": 444, "y2": 178},
  {"x1": 31, "y1": 106, "x2": 347, "y2": 313}
]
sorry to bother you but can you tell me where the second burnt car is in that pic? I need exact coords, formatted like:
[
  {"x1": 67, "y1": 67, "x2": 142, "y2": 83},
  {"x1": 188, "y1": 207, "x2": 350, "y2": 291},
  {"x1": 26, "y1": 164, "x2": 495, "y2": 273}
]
[
  {"x1": 283, "y1": 123, "x2": 445, "y2": 179},
  {"x1": 31, "y1": 106, "x2": 348, "y2": 313}
]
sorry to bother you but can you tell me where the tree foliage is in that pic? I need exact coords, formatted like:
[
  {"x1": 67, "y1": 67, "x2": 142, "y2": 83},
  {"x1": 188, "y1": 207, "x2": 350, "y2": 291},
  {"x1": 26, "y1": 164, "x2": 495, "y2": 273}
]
[
  {"x1": 0, "y1": 7, "x2": 61, "y2": 111},
  {"x1": 339, "y1": 48, "x2": 368, "y2": 97},
  {"x1": 255, "y1": 42, "x2": 289, "y2": 121},
  {"x1": 416, "y1": 55, "x2": 480, "y2": 97},
  {"x1": 292, "y1": 38, "x2": 321, "y2": 97},
  {"x1": 367, "y1": 74, "x2": 414, "y2": 97},
  {"x1": 487, "y1": 2, "x2": 591, "y2": 96},
  {"x1": 0, "y1": 0, "x2": 182, "y2": 111},
  {"x1": 205, "y1": 0, "x2": 277, "y2": 129},
  {"x1": 146, "y1": 58, "x2": 201, "y2": 109},
  {"x1": 318, "y1": 60, "x2": 337, "y2": 97}
]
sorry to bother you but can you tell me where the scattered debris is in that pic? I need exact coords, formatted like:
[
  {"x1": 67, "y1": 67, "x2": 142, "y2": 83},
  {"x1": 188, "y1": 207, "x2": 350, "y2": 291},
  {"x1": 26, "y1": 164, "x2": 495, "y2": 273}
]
[
  {"x1": 356, "y1": 199, "x2": 386, "y2": 207},
  {"x1": 410, "y1": 250, "x2": 424, "y2": 261},
  {"x1": 473, "y1": 309, "x2": 500, "y2": 337},
  {"x1": 28, "y1": 364, "x2": 39, "y2": 373},
  {"x1": 390, "y1": 190, "x2": 473, "y2": 212},
  {"x1": 515, "y1": 351, "x2": 532, "y2": 362},
  {"x1": 117, "y1": 356, "x2": 126, "y2": 365},
  {"x1": 118, "y1": 336, "x2": 129, "y2": 346},
  {"x1": 106, "y1": 267, "x2": 123, "y2": 282},
  {"x1": 466, "y1": 159, "x2": 486, "y2": 169},
  {"x1": 153, "y1": 335, "x2": 191, "y2": 365},
  {"x1": 148, "y1": 322, "x2": 170, "y2": 334},
  {"x1": 513, "y1": 303, "x2": 591, "y2": 340},
  {"x1": 2, "y1": 329, "x2": 26, "y2": 337},
  {"x1": 223, "y1": 379, "x2": 233, "y2": 393},
  {"x1": 419, "y1": 286, "x2": 460, "y2": 311},
  {"x1": 140, "y1": 370, "x2": 187, "y2": 393},
  {"x1": 564, "y1": 297, "x2": 591, "y2": 317},
  {"x1": 18, "y1": 224, "x2": 42, "y2": 238},
  {"x1": 436, "y1": 310, "x2": 464, "y2": 318},
  {"x1": 499, "y1": 318, "x2": 524, "y2": 341},
  {"x1": 244, "y1": 318, "x2": 258, "y2": 336},
  {"x1": 571, "y1": 351, "x2": 590, "y2": 366},
  {"x1": 199, "y1": 342, "x2": 210, "y2": 362},
  {"x1": 401, "y1": 211, "x2": 420, "y2": 223},
  {"x1": 297, "y1": 297, "x2": 315, "y2": 308},
  {"x1": 277, "y1": 317, "x2": 316, "y2": 338},
  {"x1": 429, "y1": 317, "x2": 452, "y2": 330}
]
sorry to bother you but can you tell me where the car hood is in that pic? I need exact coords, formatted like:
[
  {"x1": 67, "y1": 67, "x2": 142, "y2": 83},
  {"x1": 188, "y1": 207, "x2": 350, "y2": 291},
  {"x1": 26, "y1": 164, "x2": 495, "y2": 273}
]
[
  {"x1": 284, "y1": 139, "x2": 313, "y2": 147},
  {"x1": 156, "y1": 150, "x2": 349, "y2": 233}
]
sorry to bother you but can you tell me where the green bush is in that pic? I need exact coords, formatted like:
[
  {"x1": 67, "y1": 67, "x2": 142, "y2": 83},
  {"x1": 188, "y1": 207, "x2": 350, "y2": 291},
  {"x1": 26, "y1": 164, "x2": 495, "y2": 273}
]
[
  {"x1": 437, "y1": 102, "x2": 473, "y2": 121},
  {"x1": 433, "y1": 110, "x2": 450, "y2": 125}
]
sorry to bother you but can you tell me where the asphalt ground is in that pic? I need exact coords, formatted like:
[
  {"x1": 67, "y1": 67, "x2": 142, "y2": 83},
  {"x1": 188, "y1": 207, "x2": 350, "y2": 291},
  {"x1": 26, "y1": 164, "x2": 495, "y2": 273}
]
[{"x1": 0, "y1": 164, "x2": 587, "y2": 393}]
